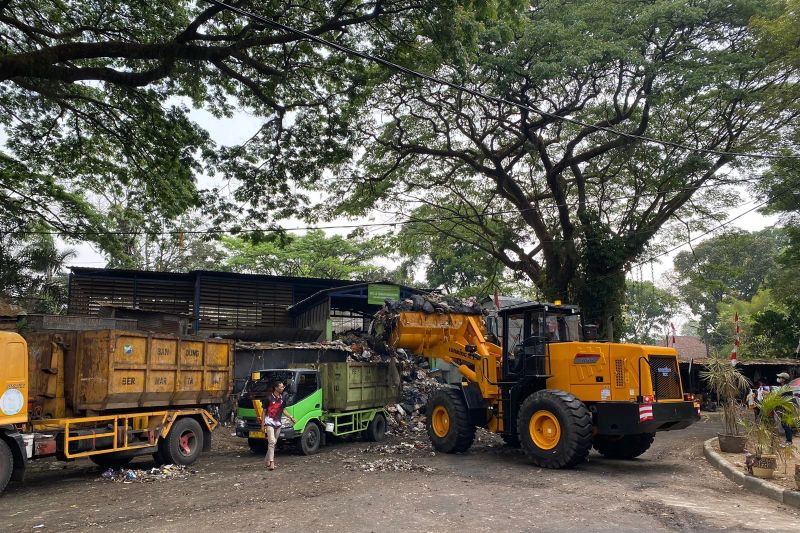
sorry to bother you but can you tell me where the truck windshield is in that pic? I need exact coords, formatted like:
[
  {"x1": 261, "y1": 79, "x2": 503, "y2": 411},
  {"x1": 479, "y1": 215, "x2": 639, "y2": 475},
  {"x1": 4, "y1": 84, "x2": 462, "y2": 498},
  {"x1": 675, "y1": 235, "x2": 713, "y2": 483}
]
[{"x1": 243, "y1": 370, "x2": 296, "y2": 394}]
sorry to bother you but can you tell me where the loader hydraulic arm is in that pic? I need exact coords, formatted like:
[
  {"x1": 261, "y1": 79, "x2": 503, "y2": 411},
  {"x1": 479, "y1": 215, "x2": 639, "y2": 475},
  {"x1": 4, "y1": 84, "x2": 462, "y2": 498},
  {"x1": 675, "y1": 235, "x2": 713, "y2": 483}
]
[{"x1": 387, "y1": 311, "x2": 502, "y2": 401}]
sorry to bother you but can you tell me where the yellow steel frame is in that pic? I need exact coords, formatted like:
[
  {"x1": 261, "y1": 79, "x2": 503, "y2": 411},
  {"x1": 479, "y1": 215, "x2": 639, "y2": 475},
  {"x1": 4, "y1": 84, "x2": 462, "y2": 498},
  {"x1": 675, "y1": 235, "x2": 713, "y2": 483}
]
[{"x1": 29, "y1": 408, "x2": 217, "y2": 459}]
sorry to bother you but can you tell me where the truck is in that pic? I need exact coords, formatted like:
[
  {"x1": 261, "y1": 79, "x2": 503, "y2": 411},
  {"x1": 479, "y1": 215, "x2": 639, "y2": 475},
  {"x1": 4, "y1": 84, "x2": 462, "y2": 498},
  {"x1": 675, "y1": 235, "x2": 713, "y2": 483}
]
[
  {"x1": 385, "y1": 300, "x2": 700, "y2": 468},
  {"x1": 0, "y1": 329, "x2": 233, "y2": 493},
  {"x1": 235, "y1": 362, "x2": 399, "y2": 454}
]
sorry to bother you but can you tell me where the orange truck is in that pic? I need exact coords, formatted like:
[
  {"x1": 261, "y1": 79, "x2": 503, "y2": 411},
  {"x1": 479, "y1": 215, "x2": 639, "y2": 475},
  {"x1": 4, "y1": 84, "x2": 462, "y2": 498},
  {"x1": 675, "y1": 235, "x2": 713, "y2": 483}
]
[{"x1": 0, "y1": 329, "x2": 232, "y2": 493}]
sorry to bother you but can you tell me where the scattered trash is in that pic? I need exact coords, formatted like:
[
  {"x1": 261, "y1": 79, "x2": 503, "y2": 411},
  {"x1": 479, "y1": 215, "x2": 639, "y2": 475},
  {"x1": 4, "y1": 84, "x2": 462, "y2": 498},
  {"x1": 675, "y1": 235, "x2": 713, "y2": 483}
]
[
  {"x1": 98, "y1": 464, "x2": 193, "y2": 483},
  {"x1": 343, "y1": 456, "x2": 435, "y2": 473}
]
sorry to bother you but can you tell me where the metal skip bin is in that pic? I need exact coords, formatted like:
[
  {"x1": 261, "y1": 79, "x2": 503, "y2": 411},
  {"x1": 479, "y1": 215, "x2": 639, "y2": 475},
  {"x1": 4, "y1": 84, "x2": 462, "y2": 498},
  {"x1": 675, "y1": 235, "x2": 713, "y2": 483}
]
[
  {"x1": 74, "y1": 330, "x2": 232, "y2": 412},
  {"x1": 322, "y1": 362, "x2": 398, "y2": 412}
]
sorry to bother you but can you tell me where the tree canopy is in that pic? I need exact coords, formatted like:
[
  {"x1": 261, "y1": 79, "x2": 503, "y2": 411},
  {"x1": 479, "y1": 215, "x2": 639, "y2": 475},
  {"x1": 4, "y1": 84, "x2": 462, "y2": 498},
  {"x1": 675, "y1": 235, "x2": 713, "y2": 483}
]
[
  {"x1": 222, "y1": 229, "x2": 399, "y2": 280},
  {"x1": 321, "y1": 0, "x2": 800, "y2": 330},
  {"x1": 0, "y1": 0, "x2": 452, "y2": 249}
]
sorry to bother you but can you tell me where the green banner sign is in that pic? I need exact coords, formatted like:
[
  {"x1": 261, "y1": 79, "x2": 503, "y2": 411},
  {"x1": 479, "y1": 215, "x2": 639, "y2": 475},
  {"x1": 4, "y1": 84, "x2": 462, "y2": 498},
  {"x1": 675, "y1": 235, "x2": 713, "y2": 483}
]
[{"x1": 368, "y1": 284, "x2": 400, "y2": 305}]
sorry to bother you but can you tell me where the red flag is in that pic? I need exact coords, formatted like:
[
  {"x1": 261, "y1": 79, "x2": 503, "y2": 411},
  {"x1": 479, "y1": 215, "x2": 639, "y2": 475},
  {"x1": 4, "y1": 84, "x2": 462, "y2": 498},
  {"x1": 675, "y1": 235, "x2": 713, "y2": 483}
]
[{"x1": 493, "y1": 288, "x2": 501, "y2": 310}]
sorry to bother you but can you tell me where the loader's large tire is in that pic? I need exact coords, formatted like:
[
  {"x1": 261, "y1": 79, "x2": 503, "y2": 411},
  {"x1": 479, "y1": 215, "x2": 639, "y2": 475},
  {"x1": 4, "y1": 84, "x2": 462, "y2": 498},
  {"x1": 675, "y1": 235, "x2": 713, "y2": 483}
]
[
  {"x1": 593, "y1": 433, "x2": 655, "y2": 460},
  {"x1": 426, "y1": 389, "x2": 475, "y2": 453},
  {"x1": 517, "y1": 389, "x2": 592, "y2": 469},
  {"x1": 0, "y1": 439, "x2": 13, "y2": 494}
]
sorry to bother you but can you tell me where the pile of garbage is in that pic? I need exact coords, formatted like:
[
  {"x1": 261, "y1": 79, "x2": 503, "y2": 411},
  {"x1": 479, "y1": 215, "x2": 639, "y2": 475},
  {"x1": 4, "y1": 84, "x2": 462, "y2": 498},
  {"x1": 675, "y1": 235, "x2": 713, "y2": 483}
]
[
  {"x1": 381, "y1": 293, "x2": 486, "y2": 316},
  {"x1": 343, "y1": 456, "x2": 434, "y2": 473},
  {"x1": 99, "y1": 464, "x2": 193, "y2": 483}
]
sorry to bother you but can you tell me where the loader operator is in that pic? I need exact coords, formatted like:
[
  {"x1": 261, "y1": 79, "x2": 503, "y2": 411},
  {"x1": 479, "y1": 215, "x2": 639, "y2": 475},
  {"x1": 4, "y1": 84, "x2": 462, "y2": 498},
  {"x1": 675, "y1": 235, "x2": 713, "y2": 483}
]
[{"x1": 261, "y1": 380, "x2": 295, "y2": 470}]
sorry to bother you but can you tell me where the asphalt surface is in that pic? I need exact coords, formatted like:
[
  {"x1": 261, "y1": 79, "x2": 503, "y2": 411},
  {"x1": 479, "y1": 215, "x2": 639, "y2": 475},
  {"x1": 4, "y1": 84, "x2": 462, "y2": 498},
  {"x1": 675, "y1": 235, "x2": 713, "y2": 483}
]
[{"x1": 1, "y1": 413, "x2": 798, "y2": 532}]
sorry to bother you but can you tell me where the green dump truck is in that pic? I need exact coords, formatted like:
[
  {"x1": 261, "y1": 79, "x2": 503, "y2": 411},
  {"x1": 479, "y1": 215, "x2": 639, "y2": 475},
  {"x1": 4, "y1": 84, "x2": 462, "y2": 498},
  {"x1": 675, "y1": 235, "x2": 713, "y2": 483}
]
[{"x1": 235, "y1": 362, "x2": 400, "y2": 455}]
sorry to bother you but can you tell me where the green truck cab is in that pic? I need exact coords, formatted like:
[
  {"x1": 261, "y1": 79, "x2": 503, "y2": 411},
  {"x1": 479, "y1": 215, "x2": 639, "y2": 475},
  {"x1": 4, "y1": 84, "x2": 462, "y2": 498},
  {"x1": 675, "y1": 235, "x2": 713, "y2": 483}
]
[{"x1": 235, "y1": 362, "x2": 399, "y2": 455}]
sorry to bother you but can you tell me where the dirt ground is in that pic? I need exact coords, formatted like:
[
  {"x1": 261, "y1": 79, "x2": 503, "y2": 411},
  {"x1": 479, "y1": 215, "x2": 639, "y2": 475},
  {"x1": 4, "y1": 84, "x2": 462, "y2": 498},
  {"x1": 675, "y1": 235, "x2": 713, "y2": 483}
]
[{"x1": 1, "y1": 413, "x2": 799, "y2": 533}]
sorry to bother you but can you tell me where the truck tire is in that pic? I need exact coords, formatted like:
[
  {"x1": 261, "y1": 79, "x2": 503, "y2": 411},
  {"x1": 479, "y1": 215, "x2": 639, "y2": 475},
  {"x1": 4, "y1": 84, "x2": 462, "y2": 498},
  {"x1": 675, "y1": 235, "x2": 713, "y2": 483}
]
[
  {"x1": 160, "y1": 417, "x2": 204, "y2": 466},
  {"x1": 365, "y1": 413, "x2": 387, "y2": 442},
  {"x1": 0, "y1": 439, "x2": 12, "y2": 494},
  {"x1": 593, "y1": 433, "x2": 655, "y2": 459},
  {"x1": 89, "y1": 453, "x2": 134, "y2": 468},
  {"x1": 426, "y1": 389, "x2": 475, "y2": 453},
  {"x1": 248, "y1": 438, "x2": 267, "y2": 455},
  {"x1": 299, "y1": 422, "x2": 321, "y2": 455},
  {"x1": 517, "y1": 389, "x2": 592, "y2": 469}
]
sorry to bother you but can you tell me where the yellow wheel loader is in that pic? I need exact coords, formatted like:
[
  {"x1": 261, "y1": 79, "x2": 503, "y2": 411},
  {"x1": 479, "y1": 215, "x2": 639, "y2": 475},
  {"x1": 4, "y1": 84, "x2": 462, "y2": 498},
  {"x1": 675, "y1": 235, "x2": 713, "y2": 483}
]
[{"x1": 387, "y1": 301, "x2": 699, "y2": 469}]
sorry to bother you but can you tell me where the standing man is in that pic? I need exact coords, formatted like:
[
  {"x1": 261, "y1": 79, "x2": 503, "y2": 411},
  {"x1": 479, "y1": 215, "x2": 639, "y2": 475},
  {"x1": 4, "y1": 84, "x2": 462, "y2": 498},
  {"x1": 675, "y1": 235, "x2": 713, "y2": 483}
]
[
  {"x1": 775, "y1": 372, "x2": 794, "y2": 444},
  {"x1": 261, "y1": 380, "x2": 295, "y2": 470}
]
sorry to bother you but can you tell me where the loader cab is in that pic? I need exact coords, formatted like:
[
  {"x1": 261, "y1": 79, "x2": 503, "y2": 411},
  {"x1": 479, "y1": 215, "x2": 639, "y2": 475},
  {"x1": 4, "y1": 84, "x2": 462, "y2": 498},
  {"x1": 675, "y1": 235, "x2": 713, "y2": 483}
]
[{"x1": 498, "y1": 302, "x2": 582, "y2": 378}]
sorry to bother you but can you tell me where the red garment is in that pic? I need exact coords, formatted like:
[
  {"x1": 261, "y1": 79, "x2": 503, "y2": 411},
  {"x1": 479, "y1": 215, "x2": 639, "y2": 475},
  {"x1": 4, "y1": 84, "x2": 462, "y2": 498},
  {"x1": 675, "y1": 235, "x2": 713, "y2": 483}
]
[{"x1": 264, "y1": 392, "x2": 287, "y2": 427}]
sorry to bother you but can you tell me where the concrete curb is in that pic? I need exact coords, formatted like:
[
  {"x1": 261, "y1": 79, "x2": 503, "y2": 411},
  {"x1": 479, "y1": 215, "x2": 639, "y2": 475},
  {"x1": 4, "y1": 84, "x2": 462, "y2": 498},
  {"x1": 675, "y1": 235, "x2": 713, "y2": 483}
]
[{"x1": 703, "y1": 437, "x2": 800, "y2": 508}]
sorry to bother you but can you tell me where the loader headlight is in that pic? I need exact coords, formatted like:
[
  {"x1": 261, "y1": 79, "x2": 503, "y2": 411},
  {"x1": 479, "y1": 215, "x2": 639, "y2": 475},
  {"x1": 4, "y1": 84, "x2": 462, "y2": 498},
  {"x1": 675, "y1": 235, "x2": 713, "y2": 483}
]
[{"x1": 236, "y1": 418, "x2": 246, "y2": 428}]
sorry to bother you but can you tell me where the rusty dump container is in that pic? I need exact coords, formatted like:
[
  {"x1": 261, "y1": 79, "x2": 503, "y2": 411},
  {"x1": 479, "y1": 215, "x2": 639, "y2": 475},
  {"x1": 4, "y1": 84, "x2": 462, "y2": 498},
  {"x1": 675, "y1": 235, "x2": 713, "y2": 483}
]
[{"x1": 73, "y1": 330, "x2": 232, "y2": 412}]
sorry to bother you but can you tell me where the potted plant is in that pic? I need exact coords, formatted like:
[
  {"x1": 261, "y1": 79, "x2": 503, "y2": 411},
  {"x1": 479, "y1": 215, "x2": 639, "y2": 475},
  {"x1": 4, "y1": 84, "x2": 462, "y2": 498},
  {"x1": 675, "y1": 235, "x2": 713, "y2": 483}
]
[
  {"x1": 746, "y1": 386, "x2": 797, "y2": 479},
  {"x1": 700, "y1": 357, "x2": 751, "y2": 453}
]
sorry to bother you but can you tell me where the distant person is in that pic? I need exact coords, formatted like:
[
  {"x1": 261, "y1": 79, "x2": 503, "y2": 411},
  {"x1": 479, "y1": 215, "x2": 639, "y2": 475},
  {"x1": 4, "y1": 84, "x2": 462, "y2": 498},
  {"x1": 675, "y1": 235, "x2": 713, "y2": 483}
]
[
  {"x1": 775, "y1": 372, "x2": 794, "y2": 444},
  {"x1": 746, "y1": 388, "x2": 758, "y2": 421},
  {"x1": 261, "y1": 380, "x2": 295, "y2": 471},
  {"x1": 756, "y1": 379, "x2": 770, "y2": 402}
]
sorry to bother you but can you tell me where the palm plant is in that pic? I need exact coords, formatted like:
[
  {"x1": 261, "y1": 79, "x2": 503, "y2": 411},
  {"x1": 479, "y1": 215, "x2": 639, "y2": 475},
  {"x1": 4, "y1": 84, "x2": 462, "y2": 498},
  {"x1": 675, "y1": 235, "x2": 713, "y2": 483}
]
[
  {"x1": 700, "y1": 357, "x2": 751, "y2": 436},
  {"x1": 753, "y1": 386, "x2": 798, "y2": 456}
]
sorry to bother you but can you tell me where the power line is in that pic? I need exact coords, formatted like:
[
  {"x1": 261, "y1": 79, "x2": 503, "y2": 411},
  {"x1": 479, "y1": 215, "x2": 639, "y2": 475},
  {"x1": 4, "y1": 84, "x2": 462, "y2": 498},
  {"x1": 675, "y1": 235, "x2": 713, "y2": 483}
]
[
  {"x1": 201, "y1": 0, "x2": 800, "y2": 161},
  {"x1": 627, "y1": 199, "x2": 771, "y2": 271},
  {"x1": 4, "y1": 177, "x2": 753, "y2": 238}
]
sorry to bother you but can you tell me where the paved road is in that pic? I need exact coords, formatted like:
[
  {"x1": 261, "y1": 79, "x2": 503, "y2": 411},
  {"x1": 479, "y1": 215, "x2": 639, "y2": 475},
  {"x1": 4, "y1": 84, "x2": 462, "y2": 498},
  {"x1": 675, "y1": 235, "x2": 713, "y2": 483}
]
[{"x1": 1, "y1": 413, "x2": 798, "y2": 532}]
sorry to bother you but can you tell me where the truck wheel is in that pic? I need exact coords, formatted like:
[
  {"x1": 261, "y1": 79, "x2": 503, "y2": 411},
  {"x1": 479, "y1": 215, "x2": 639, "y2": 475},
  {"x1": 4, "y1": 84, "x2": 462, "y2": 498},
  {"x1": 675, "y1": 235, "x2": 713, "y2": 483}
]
[
  {"x1": 517, "y1": 389, "x2": 592, "y2": 469},
  {"x1": 299, "y1": 422, "x2": 321, "y2": 455},
  {"x1": 365, "y1": 413, "x2": 387, "y2": 442},
  {"x1": 593, "y1": 433, "x2": 655, "y2": 459},
  {"x1": 0, "y1": 439, "x2": 13, "y2": 494},
  {"x1": 248, "y1": 438, "x2": 267, "y2": 455},
  {"x1": 426, "y1": 389, "x2": 475, "y2": 453},
  {"x1": 89, "y1": 453, "x2": 134, "y2": 468},
  {"x1": 161, "y1": 417, "x2": 204, "y2": 466}
]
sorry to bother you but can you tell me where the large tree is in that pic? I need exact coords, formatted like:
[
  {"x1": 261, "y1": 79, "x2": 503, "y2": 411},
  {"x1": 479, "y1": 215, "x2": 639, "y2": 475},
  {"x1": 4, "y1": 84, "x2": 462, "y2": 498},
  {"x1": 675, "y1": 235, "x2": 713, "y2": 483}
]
[
  {"x1": 672, "y1": 228, "x2": 786, "y2": 347},
  {"x1": 621, "y1": 280, "x2": 679, "y2": 345},
  {"x1": 0, "y1": 0, "x2": 452, "y2": 261},
  {"x1": 321, "y1": 0, "x2": 800, "y2": 332}
]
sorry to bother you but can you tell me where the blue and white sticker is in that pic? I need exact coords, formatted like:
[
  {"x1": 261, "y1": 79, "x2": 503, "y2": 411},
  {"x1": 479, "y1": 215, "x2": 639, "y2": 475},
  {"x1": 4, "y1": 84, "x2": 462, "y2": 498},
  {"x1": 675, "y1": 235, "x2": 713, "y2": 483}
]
[
  {"x1": 123, "y1": 344, "x2": 133, "y2": 355},
  {"x1": 1, "y1": 388, "x2": 24, "y2": 416}
]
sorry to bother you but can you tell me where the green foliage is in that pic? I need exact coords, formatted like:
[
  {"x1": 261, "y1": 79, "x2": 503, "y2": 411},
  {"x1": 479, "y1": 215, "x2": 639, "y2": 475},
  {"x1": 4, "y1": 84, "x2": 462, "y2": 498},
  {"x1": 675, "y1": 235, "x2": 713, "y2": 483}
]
[
  {"x1": 105, "y1": 215, "x2": 228, "y2": 272},
  {"x1": 672, "y1": 229, "x2": 786, "y2": 348},
  {"x1": 0, "y1": 229, "x2": 76, "y2": 313},
  {"x1": 322, "y1": 0, "x2": 800, "y2": 330},
  {"x1": 0, "y1": 0, "x2": 450, "y2": 270},
  {"x1": 222, "y1": 230, "x2": 395, "y2": 281},
  {"x1": 621, "y1": 281, "x2": 679, "y2": 345},
  {"x1": 700, "y1": 357, "x2": 751, "y2": 435},
  {"x1": 749, "y1": 386, "x2": 798, "y2": 455}
]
